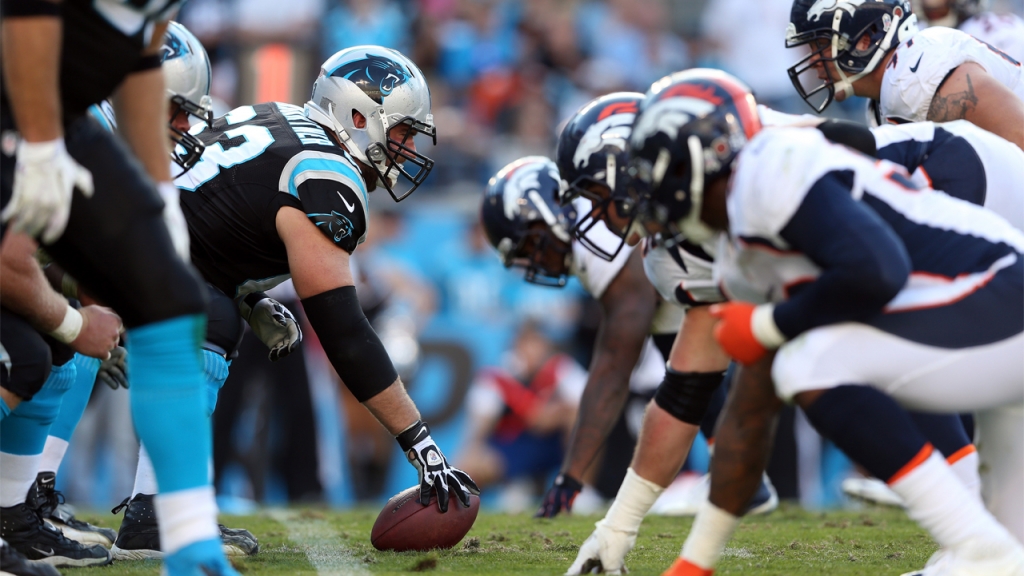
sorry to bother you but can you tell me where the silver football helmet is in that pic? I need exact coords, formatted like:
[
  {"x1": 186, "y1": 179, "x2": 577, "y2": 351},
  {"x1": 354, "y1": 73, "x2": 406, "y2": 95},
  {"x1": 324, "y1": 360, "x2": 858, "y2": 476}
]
[
  {"x1": 162, "y1": 21, "x2": 214, "y2": 175},
  {"x1": 304, "y1": 46, "x2": 436, "y2": 202}
]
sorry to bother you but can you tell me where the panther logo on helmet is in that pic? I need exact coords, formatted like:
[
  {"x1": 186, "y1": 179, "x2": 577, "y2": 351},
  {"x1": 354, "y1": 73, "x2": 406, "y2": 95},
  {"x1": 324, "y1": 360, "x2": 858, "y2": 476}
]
[
  {"x1": 807, "y1": 0, "x2": 867, "y2": 21},
  {"x1": 330, "y1": 54, "x2": 412, "y2": 104},
  {"x1": 308, "y1": 211, "x2": 355, "y2": 243},
  {"x1": 160, "y1": 30, "x2": 189, "y2": 62}
]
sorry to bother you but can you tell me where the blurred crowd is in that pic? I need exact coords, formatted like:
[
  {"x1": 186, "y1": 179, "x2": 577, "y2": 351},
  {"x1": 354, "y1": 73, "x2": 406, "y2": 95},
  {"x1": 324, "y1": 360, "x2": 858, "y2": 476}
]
[{"x1": 60, "y1": 0, "x2": 1024, "y2": 514}]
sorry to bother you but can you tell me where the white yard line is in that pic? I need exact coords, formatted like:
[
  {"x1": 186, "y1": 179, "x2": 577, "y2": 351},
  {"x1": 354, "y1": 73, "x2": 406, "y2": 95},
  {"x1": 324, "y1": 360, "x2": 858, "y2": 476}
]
[{"x1": 267, "y1": 509, "x2": 370, "y2": 576}]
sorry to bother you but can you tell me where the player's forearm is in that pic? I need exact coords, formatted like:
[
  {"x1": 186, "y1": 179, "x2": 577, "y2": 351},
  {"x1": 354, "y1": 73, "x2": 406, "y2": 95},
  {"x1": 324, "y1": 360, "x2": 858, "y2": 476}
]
[
  {"x1": 707, "y1": 357, "x2": 782, "y2": 516},
  {"x1": 561, "y1": 302, "x2": 652, "y2": 479},
  {"x1": 1, "y1": 12, "x2": 63, "y2": 141},
  {"x1": 362, "y1": 379, "x2": 421, "y2": 435},
  {"x1": 560, "y1": 360, "x2": 632, "y2": 480},
  {"x1": 0, "y1": 233, "x2": 68, "y2": 332},
  {"x1": 113, "y1": 67, "x2": 171, "y2": 183}
]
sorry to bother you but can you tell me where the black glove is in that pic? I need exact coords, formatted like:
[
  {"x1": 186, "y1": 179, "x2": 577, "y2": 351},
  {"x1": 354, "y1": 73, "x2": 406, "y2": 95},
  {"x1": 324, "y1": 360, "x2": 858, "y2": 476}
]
[
  {"x1": 535, "y1": 473, "x2": 583, "y2": 518},
  {"x1": 96, "y1": 345, "x2": 128, "y2": 390},
  {"x1": 396, "y1": 420, "x2": 480, "y2": 513},
  {"x1": 239, "y1": 293, "x2": 303, "y2": 361}
]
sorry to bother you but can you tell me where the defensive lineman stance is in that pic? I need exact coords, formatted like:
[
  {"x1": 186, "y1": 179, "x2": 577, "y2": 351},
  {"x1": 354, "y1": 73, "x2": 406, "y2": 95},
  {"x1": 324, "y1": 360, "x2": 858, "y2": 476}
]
[
  {"x1": 623, "y1": 72, "x2": 1024, "y2": 576},
  {"x1": 175, "y1": 45, "x2": 479, "y2": 514},
  {"x1": 479, "y1": 152, "x2": 700, "y2": 517}
]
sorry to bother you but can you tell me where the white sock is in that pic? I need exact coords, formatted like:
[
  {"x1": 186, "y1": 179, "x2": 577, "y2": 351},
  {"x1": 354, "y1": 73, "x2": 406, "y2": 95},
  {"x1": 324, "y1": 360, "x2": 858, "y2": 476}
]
[
  {"x1": 891, "y1": 451, "x2": 1011, "y2": 549},
  {"x1": 599, "y1": 468, "x2": 665, "y2": 534},
  {"x1": 947, "y1": 447, "x2": 982, "y2": 502},
  {"x1": 39, "y1": 436, "x2": 69, "y2": 475},
  {"x1": 0, "y1": 453, "x2": 41, "y2": 507},
  {"x1": 680, "y1": 500, "x2": 740, "y2": 570},
  {"x1": 154, "y1": 486, "x2": 220, "y2": 555},
  {"x1": 133, "y1": 445, "x2": 159, "y2": 497}
]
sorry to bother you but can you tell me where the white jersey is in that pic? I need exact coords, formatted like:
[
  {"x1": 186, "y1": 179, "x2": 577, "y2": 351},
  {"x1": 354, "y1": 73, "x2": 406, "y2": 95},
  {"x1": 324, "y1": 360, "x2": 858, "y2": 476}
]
[
  {"x1": 959, "y1": 12, "x2": 1024, "y2": 65},
  {"x1": 871, "y1": 120, "x2": 1024, "y2": 231},
  {"x1": 877, "y1": 26, "x2": 1024, "y2": 124},
  {"x1": 719, "y1": 127, "x2": 1024, "y2": 328}
]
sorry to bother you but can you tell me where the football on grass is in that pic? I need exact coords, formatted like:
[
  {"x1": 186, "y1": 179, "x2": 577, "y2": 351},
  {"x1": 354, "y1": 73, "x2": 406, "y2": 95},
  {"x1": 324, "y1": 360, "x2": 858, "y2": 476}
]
[{"x1": 371, "y1": 486, "x2": 480, "y2": 551}]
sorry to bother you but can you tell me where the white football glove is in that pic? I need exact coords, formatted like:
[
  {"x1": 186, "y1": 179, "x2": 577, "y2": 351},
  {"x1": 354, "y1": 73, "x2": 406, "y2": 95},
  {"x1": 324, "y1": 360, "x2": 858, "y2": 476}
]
[
  {"x1": 2, "y1": 138, "x2": 94, "y2": 244},
  {"x1": 240, "y1": 294, "x2": 303, "y2": 361},
  {"x1": 566, "y1": 522, "x2": 637, "y2": 575},
  {"x1": 157, "y1": 182, "x2": 190, "y2": 261}
]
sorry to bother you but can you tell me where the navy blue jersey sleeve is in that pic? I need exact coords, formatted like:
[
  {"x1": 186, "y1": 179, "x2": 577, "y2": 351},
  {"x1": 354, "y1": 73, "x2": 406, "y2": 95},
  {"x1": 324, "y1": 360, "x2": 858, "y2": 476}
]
[
  {"x1": 296, "y1": 179, "x2": 367, "y2": 254},
  {"x1": 773, "y1": 171, "x2": 911, "y2": 339}
]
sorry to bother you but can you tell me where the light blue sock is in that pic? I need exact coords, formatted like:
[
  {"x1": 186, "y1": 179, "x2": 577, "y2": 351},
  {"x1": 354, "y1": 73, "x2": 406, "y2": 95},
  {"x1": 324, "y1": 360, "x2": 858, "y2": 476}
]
[
  {"x1": 126, "y1": 314, "x2": 210, "y2": 493},
  {"x1": 0, "y1": 397, "x2": 10, "y2": 422},
  {"x1": 201, "y1": 350, "x2": 230, "y2": 418},
  {"x1": 48, "y1": 354, "x2": 101, "y2": 442},
  {"x1": 164, "y1": 537, "x2": 238, "y2": 576},
  {"x1": 1, "y1": 362, "x2": 77, "y2": 455}
]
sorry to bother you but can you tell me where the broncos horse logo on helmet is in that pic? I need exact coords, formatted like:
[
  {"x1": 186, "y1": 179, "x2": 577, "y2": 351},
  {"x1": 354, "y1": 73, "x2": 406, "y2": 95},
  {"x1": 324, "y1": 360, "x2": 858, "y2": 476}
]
[{"x1": 330, "y1": 54, "x2": 412, "y2": 104}]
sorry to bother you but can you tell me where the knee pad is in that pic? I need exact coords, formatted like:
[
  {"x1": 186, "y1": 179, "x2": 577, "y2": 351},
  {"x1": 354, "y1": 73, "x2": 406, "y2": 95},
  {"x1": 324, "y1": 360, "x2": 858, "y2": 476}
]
[
  {"x1": 1, "y1": 309, "x2": 52, "y2": 401},
  {"x1": 201, "y1": 349, "x2": 230, "y2": 417},
  {"x1": 653, "y1": 369, "x2": 725, "y2": 425}
]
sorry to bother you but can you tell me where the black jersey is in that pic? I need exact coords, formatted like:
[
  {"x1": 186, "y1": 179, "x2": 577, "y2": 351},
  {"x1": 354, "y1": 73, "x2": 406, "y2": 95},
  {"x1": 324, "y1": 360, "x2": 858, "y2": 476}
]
[
  {"x1": 177, "y1": 102, "x2": 370, "y2": 298},
  {"x1": 0, "y1": 0, "x2": 183, "y2": 123}
]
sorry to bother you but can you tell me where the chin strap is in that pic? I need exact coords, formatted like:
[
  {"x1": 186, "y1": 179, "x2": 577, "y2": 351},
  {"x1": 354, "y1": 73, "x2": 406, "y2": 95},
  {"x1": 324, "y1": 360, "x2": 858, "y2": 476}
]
[{"x1": 831, "y1": 12, "x2": 919, "y2": 100}]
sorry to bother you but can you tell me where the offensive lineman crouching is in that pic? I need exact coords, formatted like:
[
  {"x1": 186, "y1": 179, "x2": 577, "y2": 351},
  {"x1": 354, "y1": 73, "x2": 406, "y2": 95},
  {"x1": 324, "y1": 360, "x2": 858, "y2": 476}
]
[{"x1": 175, "y1": 45, "x2": 478, "y2": 513}]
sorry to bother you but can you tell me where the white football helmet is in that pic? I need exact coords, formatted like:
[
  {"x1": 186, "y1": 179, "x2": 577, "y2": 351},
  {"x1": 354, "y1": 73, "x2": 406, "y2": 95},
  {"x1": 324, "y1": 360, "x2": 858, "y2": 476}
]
[
  {"x1": 304, "y1": 46, "x2": 436, "y2": 201},
  {"x1": 162, "y1": 21, "x2": 214, "y2": 175}
]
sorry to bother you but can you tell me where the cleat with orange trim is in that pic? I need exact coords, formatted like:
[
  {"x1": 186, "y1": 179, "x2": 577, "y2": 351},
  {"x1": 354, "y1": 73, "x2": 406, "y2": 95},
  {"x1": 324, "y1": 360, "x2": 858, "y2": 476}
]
[{"x1": 662, "y1": 557, "x2": 714, "y2": 576}]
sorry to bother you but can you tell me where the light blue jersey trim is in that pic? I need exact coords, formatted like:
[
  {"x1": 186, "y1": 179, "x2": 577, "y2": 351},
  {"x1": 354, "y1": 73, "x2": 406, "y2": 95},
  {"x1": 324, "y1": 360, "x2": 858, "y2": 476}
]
[{"x1": 87, "y1": 102, "x2": 118, "y2": 133}]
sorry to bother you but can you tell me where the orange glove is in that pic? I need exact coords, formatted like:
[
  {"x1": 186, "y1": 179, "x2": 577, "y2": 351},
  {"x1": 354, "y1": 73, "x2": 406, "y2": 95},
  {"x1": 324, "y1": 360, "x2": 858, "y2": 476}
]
[{"x1": 709, "y1": 302, "x2": 785, "y2": 365}]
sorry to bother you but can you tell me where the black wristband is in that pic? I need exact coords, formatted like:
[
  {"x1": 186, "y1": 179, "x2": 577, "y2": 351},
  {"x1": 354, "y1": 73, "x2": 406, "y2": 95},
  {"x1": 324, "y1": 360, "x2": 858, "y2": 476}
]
[
  {"x1": 555, "y1": 474, "x2": 583, "y2": 491},
  {"x1": 131, "y1": 53, "x2": 163, "y2": 73},
  {"x1": 396, "y1": 420, "x2": 429, "y2": 451},
  {"x1": 1, "y1": 0, "x2": 60, "y2": 17}
]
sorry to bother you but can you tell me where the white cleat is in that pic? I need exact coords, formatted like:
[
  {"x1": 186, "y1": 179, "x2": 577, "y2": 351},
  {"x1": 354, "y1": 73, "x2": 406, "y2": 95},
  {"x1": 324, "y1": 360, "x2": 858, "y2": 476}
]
[
  {"x1": 649, "y1": 473, "x2": 777, "y2": 516},
  {"x1": 900, "y1": 537, "x2": 1024, "y2": 576},
  {"x1": 842, "y1": 477, "x2": 904, "y2": 507}
]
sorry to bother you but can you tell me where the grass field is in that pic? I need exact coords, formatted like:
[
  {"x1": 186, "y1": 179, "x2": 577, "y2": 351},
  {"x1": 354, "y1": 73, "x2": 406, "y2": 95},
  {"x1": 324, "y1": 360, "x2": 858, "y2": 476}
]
[{"x1": 63, "y1": 504, "x2": 936, "y2": 575}]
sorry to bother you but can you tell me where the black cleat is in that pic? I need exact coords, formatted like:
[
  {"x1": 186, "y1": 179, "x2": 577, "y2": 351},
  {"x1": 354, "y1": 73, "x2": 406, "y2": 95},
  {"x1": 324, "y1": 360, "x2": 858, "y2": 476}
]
[
  {"x1": 0, "y1": 539, "x2": 61, "y2": 576},
  {"x1": 31, "y1": 473, "x2": 116, "y2": 548},
  {"x1": 111, "y1": 494, "x2": 259, "y2": 561},
  {"x1": 0, "y1": 503, "x2": 111, "y2": 568}
]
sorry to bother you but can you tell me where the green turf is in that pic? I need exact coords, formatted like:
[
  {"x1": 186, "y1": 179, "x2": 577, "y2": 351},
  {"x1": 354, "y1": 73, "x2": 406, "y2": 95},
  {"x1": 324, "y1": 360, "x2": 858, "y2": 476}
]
[{"x1": 63, "y1": 504, "x2": 936, "y2": 575}]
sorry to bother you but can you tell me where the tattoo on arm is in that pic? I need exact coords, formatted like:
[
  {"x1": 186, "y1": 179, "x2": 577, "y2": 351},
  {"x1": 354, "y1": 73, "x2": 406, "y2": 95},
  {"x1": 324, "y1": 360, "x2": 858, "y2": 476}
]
[{"x1": 929, "y1": 73, "x2": 978, "y2": 122}]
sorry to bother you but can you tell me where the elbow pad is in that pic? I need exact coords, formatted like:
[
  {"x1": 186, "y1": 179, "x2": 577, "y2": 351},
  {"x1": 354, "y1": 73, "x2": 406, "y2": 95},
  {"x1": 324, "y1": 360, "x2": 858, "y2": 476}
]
[
  {"x1": 301, "y1": 286, "x2": 398, "y2": 402},
  {"x1": 817, "y1": 119, "x2": 877, "y2": 157}
]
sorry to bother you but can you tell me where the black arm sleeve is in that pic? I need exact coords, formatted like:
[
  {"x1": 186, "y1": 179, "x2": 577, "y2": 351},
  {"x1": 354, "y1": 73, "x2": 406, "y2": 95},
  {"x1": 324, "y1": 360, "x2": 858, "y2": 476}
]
[
  {"x1": 772, "y1": 171, "x2": 911, "y2": 339},
  {"x1": 301, "y1": 285, "x2": 398, "y2": 402},
  {"x1": 296, "y1": 179, "x2": 366, "y2": 254}
]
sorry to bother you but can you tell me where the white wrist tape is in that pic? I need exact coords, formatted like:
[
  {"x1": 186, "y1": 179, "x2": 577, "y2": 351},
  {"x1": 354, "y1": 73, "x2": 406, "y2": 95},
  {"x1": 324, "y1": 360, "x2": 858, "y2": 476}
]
[
  {"x1": 751, "y1": 304, "x2": 786, "y2": 349},
  {"x1": 681, "y1": 501, "x2": 741, "y2": 570},
  {"x1": 157, "y1": 181, "x2": 180, "y2": 205},
  {"x1": 18, "y1": 138, "x2": 65, "y2": 163},
  {"x1": 599, "y1": 467, "x2": 665, "y2": 534},
  {"x1": 48, "y1": 305, "x2": 83, "y2": 343}
]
